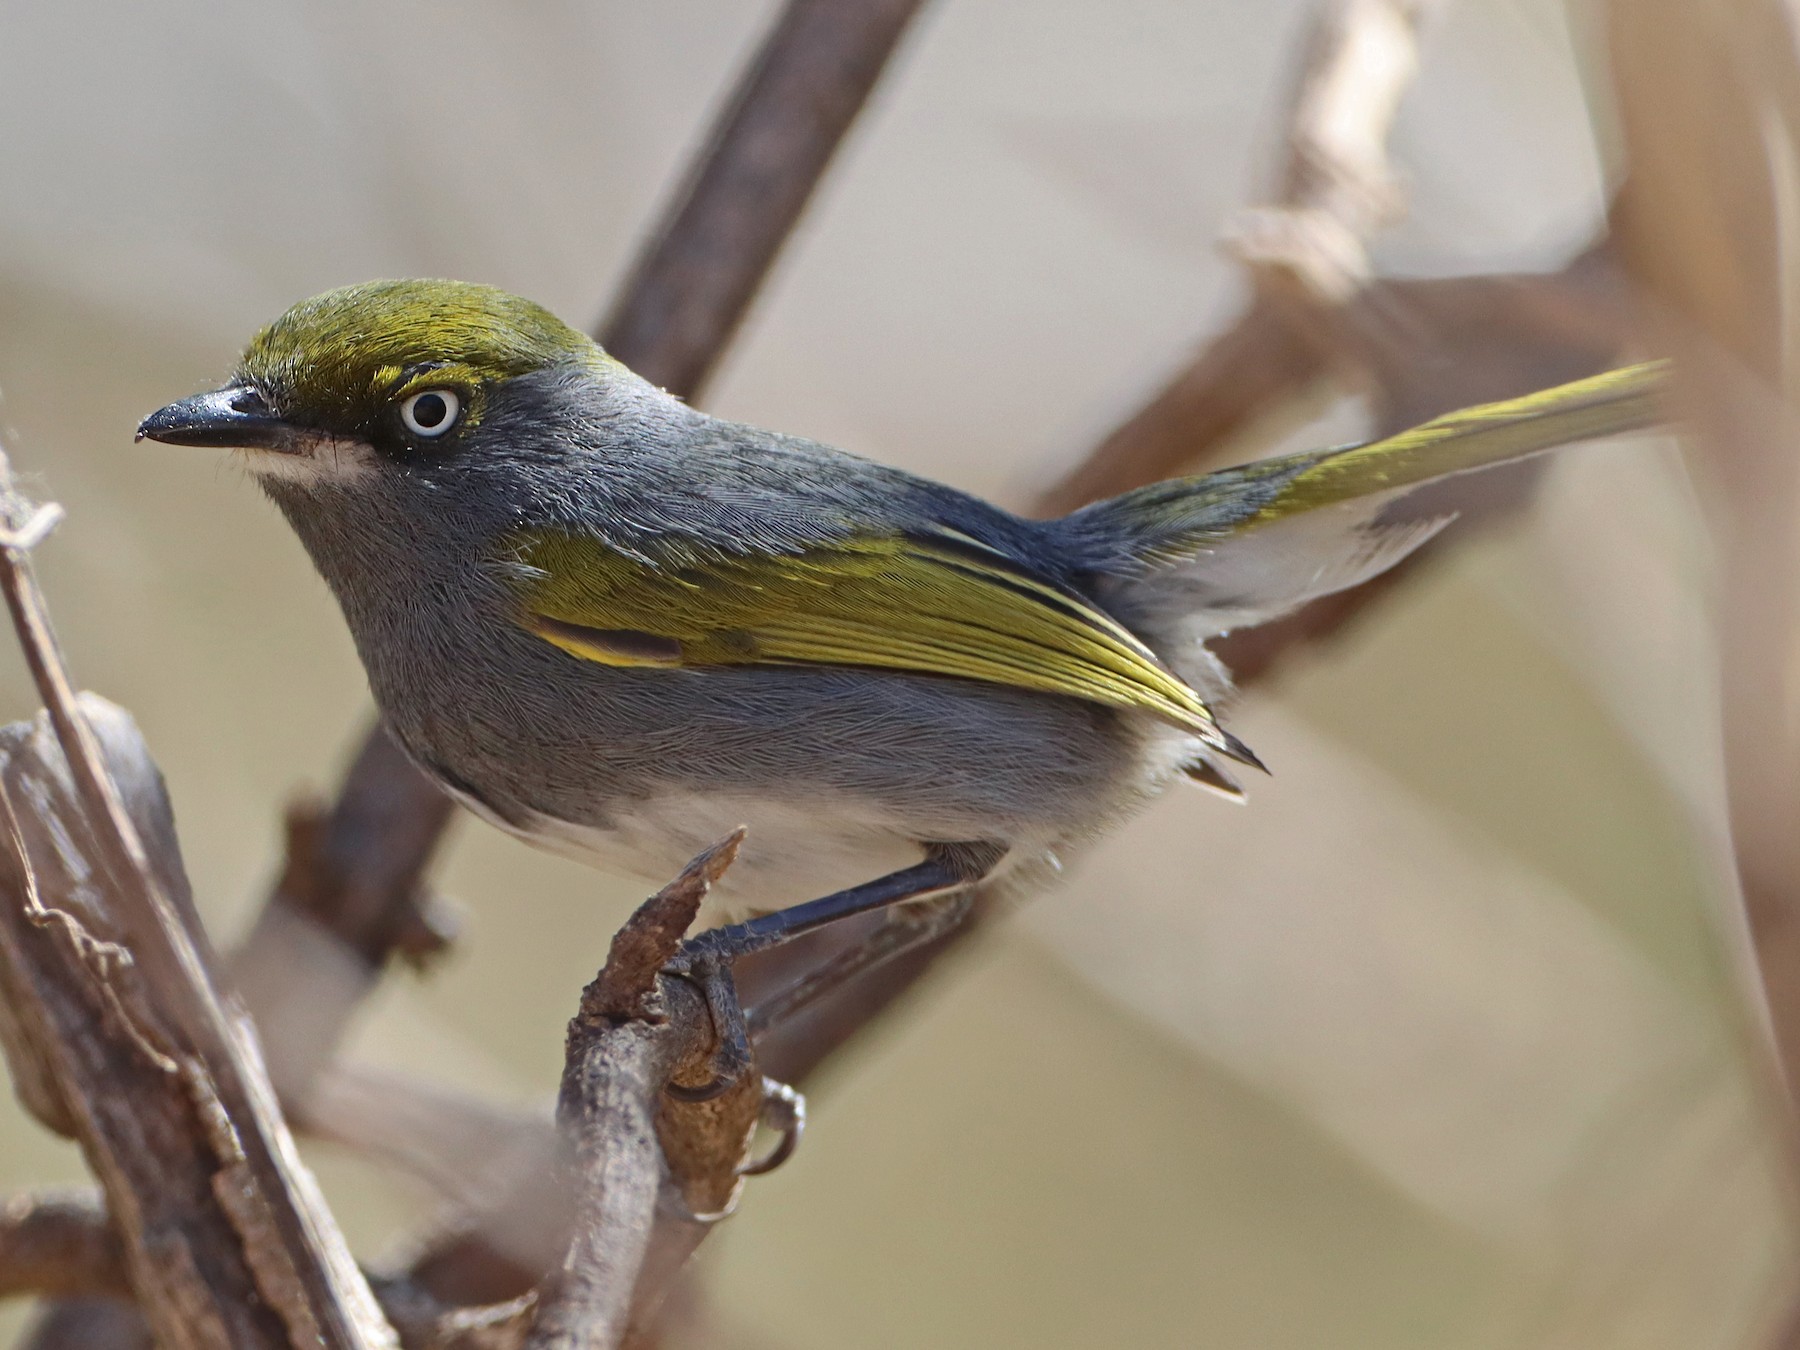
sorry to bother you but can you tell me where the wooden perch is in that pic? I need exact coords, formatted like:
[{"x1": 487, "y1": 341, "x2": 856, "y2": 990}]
[
  {"x1": 0, "y1": 834, "x2": 766, "y2": 1350},
  {"x1": 528, "y1": 831, "x2": 759, "y2": 1349}
]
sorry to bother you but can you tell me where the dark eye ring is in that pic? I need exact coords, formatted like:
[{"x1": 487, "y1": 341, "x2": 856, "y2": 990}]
[{"x1": 399, "y1": 388, "x2": 461, "y2": 437}]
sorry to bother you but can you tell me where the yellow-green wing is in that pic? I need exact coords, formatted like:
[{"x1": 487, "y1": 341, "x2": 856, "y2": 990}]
[{"x1": 508, "y1": 529, "x2": 1243, "y2": 752}]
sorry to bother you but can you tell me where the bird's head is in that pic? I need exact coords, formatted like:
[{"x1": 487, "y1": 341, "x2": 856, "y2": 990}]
[{"x1": 136, "y1": 279, "x2": 608, "y2": 485}]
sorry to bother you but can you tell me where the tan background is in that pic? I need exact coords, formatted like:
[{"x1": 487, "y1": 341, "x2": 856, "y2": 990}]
[{"x1": 0, "y1": 1, "x2": 1791, "y2": 1345}]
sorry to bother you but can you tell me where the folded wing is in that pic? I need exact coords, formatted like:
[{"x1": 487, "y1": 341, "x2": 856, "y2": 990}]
[{"x1": 508, "y1": 526, "x2": 1255, "y2": 762}]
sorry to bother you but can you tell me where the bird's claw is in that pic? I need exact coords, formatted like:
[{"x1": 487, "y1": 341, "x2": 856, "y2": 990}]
[
  {"x1": 739, "y1": 1076, "x2": 806, "y2": 1176},
  {"x1": 662, "y1": 935, "x2": 754, "y2": 1102}
]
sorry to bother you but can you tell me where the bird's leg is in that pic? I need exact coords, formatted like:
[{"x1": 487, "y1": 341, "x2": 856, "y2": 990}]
[
  {"x1": 665, "y1": 842, "x2": 1004, "y2": 1101},
  {"x1": 744, "y1": 885, "x2": 976, "y2": 1040},
  {"x1": 686, "y1": 842, "x2": 1004, "y2": 963}
]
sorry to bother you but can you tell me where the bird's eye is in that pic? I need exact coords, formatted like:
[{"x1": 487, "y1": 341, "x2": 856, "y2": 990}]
[{"x1": 399, "y1": 388, "x2": 461, "y2": 438}]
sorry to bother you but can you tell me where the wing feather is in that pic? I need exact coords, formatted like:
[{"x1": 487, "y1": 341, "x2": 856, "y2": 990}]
[
  {"x1": 509, "y1": 529, "x2": 1245, "y2": 755},
  {"x1": 1062, "y1": 360, "x2": 1668, "y2": 636}
]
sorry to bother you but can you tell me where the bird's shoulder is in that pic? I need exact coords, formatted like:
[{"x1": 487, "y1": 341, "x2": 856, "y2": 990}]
[{"x1": 561, "y1": 398, "x2": 1066, "y2": 578}]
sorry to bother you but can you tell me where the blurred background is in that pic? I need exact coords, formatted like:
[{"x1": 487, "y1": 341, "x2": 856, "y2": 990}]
[{"x1": 1, "y1": 0, "x2": 1796, "y2": 1346}]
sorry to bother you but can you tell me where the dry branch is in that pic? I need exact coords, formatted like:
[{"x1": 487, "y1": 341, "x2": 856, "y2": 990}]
[
  {"x1": 0, "y1": 1193, "x2": 124, "y2": 1302},
  {"x1": 598, "y1": 0, "x2": 929, "y2": 398},
  {"x1": 1601, "y1": 19, "x2": 1800, "y2": 1337},
  {"x1": 0, "y1": 1191, "x2": 542, "y2": 1350},
  {"x1": 0, "y1": 459, "x2": 396, "y2": 1348},
  {"x1": 0, "y1": 838, "x2": 761, "y2": 1350},
  {"x1": 528, "y1": 832, "x2": 759, "y2": 1350},
  {"x1": 0, "y1": 702, "x2": 337, "y2": 1350}
]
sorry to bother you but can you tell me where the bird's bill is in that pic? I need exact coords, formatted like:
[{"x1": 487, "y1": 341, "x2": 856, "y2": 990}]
[{"x1": 136, "y1": 385, "x2": 303, "y2": 453}]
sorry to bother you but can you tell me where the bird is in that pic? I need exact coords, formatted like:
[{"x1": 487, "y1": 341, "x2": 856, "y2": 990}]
[{"x1": 137, "y1": 278, "x2": 1663, "y2": 1014}]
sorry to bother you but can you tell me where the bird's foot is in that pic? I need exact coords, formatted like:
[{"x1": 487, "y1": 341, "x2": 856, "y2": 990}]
[
  {"x1": 658, "y1": 845, "x2": 1005, "y2": 1100},
  {"x1": 661, "y1": 929, "x2": 757, "y2": 1102}
]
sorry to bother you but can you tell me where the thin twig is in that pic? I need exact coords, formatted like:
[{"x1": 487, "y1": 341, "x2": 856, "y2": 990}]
[
  {"x1": 598, "y1": 0, "x2": 930, "y2": 398},
  {"x1": 0, "y1": 1192, "x2": 126, "y2": 1301},
  {"x1": 0, "y1": 459, "x2": 396, "y2": 1348},
  {"x1": 0, "y1": 1190, "x2": 544, "y2": 1350},
  {"x1": 1231, "y1": 0, "x2": 1436, "y2": 306}
]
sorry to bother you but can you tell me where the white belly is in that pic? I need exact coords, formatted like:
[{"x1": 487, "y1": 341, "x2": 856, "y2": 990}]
[{"x1": 456, "y1": 785, "x2": 936, "y2": 919}]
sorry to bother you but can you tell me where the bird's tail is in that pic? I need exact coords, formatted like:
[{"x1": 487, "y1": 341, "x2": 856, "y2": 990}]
[{"x1": 1053, "y1": 361, "x2": 1670, "y2": 791}]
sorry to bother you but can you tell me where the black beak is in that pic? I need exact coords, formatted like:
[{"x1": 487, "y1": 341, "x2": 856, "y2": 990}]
[{"x1": 136, "y1": 386, "x2": 300, "y2": 452}]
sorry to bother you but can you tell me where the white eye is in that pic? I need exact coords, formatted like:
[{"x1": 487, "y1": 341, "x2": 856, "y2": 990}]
[{"x1": 399, "y1": 388, "x2": 461, "y2": 437}]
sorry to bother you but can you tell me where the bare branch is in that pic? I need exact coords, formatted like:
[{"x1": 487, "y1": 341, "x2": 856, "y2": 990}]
[
  {"x1": 582, "y1": 833, "x2": 741, "y2": 1022},
  {"x1": 1603, "y1": 0, "x2": 1800, "y2": 1179},
  {"x1": 0, "y1": 699, "x2": 344, "y2": 1348},
  {"x1": 599, "y1": 0, "x2": 929, "y2": 398},
  {"x1": 0, "y1": 458, "x2": 396, "y2": 1348},
  {"x1": 0, "y1": 1191, "x2": 542, "y2": 1350},
  {"x1": 0, "y1": 1192, "x2": 125, "y2": 1301},
  {"x1": 525, "y1": 837, "x2": 758, "y2": 1350},
  {"x1": 1233, "y1": 0, "x2": 1436, "y2": 305}
]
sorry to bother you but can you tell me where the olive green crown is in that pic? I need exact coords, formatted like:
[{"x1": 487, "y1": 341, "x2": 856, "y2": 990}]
[{"x1": 238, "y1": 279, "x2": 605, "y2": 433}]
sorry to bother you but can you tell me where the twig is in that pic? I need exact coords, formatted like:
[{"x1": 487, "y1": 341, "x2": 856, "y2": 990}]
[
  {"x1": 1232, "y1": 0, "x2": 1434, "y2": 307},
  {"x1": 0, "y1": 459, "x2": 396, "y2": 1348},
  {"x1": 305, "y1": 1063, "x2": 559, "y2": 1215},
  {"x1": 0, "y1": 1192, "x2": 125, "y2": 1301},
  {"x1": 0, "y1": 699, "x2": 336, "y2": 1348},
  {"x1": 598, "y1": 0, "x2": 930, "y2": 398},
  {"x1": 579, "y1": 834, "x2": 740, "y2": 1022},
  {"x1": 525, "y1": 834, "x2": 755, "y2": 1350},
  {"x1": 0, "y1": 1190, "x2": 543, "y2": 1350},
  {"x1": 1033, "y1": 0, "x2": 1446, "y2": 519}
]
